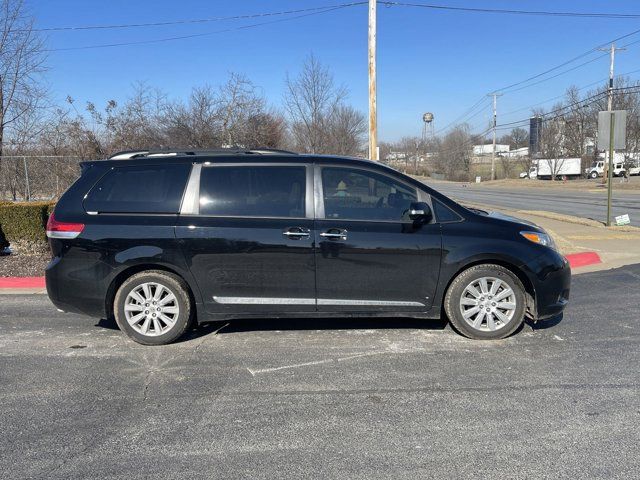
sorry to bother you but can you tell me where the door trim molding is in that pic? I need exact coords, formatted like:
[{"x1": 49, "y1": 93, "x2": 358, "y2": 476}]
[
  {"x1": 213, "y1": 296, "x2": 316, "y2": 305},
  {"x1": 318, "y1": 298, "x2": 425, "y2": 307},
  {"x1": 213, "y1": 296, "x2": 425, "y2": 307}
]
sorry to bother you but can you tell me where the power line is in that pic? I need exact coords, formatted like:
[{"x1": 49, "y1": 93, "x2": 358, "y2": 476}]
[
  {"x1": 32, "y1": 1, "x2": 640, "y2": 34},
  {"x1": 381, "y1": 2, "x2": 640, "y2": 19},
  {"x1": 30, "y1": 3, "x2": 367, "y2": 32},
  {"x1": 437, "y1": 28, "x2": 640, "y2": 136},
  {"x1": 495, "y1": 28, "x2": 640, "y2": 93},
  {"x1": 495, "y1": 85, "x2": 640, "y2": 131},
  {"x1": 433, "y1": 97, "x2": 491, "y2": 135},
  {"x1": 492, "y1": 67, "x2": 640, "y2": 121},
  {"x1": 45, "y1": 5, "x2": 355, "y2": 52}
]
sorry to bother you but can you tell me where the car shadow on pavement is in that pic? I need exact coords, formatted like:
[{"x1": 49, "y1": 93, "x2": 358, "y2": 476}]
[
  {"x1": 95, "y1": 317, "x2": 119, "y2": 331},
  {"x1": 526, "y1": 313, "x2": 564, "y2": 331},
  {"x1": 201, "y1": 317, "x2": 449, "y2": 335}
]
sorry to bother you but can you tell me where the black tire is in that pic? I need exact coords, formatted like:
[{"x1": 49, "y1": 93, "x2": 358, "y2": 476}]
[
  {"x1": 589, "y1": 171, "x2": 598, "y2": 179},
  {"x1": 113, "y1": 270, "x2": 192, "y2": 346},
  {"x1": 444, "y1": 264, "x2": 526, "y2": 340}
]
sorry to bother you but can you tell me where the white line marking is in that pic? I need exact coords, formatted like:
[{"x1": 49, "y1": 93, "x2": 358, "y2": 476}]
[{"x1": 247, "y1": 359, "x2": 333, "y2": 376}]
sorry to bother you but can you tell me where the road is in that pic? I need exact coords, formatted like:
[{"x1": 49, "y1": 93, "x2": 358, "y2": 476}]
[
  {"x1": 430, "y1": 182, "x2": 640, "y2": 226},
  {"x1": 1, "y1": 265, "x2": 640, "y2": 479}
]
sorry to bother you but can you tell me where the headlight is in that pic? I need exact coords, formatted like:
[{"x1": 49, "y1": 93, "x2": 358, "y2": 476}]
[{"x1": 520, "y1": 231, "x2": 556, "y2": 250}]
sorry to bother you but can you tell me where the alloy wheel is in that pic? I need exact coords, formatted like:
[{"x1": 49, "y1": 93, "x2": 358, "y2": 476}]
[
  {"x1": 459, "y1": 277, "x2": 517, "y2": 332},
  {"x1": 124, "y1": 282, "x2": 180, "y2": 336}
]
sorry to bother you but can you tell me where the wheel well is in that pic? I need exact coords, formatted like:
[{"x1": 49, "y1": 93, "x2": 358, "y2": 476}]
[
  {"x1": 442, "y1": 260, "x2": 536, "y2": 317},
  {"x1": 105, "y1": 264, "x2": 196, "y2": 319}
]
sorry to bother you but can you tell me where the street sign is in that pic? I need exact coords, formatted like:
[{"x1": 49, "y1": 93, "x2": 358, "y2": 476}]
[
  {"x1": 615, "y1": 214, "x2": 631, "y2": 226},
  {"x1": 597, "y1": 110, "x2": 627, "y2": 150}
]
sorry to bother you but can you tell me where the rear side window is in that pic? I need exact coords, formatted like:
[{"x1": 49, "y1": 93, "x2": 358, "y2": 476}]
[
  {"x1": 84, "y1": 164, "x2": 191, "y2": 214},
  {"x1": 199, "y1": 166, "x2": 306, "y2": 218}
]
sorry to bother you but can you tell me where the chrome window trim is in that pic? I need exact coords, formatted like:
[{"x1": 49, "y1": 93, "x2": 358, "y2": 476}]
[{"x1": 180, "y1": 163, "x2": 202, "y2": 215}]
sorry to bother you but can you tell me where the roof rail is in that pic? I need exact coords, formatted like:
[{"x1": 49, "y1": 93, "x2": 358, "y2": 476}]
[{"x1": 108, "y1": 147, "x2": 297, "y2": 159}]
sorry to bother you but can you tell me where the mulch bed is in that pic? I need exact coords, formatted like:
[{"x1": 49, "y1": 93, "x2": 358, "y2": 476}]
[{"x1": 0, "y1": 250, "x2": 50, "y2": 277}]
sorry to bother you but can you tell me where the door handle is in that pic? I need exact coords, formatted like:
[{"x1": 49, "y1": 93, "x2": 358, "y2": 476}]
[
  {"x1": 320, "y1": 229, "x2": 348, "y2": 241},
  {"x1": 283, "y1": 227, "x2": 310, "y2": 239}
]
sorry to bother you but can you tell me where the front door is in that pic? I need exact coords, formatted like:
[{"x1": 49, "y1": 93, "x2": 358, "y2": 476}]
[
  {"x1": 314, "y1": 165, "x2": 442, "y2": 312},
  {"x1": 177, "y1": 162, "x2": 316, "y2": 314}
]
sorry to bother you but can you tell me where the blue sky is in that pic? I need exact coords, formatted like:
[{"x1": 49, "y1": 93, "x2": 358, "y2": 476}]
[{"x1": 31, "y1": 0, "x2": 640, "y2": 142}]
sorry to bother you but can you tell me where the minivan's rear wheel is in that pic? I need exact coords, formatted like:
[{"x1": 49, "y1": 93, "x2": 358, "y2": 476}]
[
  {"x1": 444, "y1": 264, "x2": 526, "y2": 340},
  {"x1": 114, "y1": 270, "x2": 191, "y2": 345}
]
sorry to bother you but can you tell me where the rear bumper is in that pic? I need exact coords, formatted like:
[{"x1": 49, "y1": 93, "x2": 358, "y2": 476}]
[
  {"x1": 45, "y1": 255, "x2": 108, "y2": 318},
  {"x1": 524, "y1": 250, "x2": 571, "y2": 320}
]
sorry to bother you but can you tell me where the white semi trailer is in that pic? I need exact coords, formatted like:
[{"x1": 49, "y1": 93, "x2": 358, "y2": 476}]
[{"x1": 524, "y1": 158, "x2": 582, "y2": 180}]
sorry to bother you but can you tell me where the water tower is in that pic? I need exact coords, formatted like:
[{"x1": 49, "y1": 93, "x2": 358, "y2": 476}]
[{"x1": 422, "y1": 112, "x2": 434, "y2": 143}]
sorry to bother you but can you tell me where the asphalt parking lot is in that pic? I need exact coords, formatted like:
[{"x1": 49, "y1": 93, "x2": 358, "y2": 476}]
[{"x1": 1, "y1": 265, "x2": 640, "y2": 479}]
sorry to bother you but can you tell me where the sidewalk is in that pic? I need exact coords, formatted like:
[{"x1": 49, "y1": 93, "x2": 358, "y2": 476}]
[{"x1": 491, "y1": 207, "x2": 640, "y2": 274}]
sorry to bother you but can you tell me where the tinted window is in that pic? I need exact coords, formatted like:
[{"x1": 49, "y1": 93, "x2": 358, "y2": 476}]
[
  {"x1": 84, "y1": 164, "x2": 191, "y2": 214},
  {"x1": 199, "y1": 166, "x2": 306, "y2": 217},
  {"x1": 433, "y1": 199, "x2": 462, "y2": 223},
  {"x1": 322, "y1": 167, "x2": 417, "y2": 221}
]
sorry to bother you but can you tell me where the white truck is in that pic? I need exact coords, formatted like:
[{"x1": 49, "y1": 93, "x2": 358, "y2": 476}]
[
  {"x1": 585, "y1": 160, "x2": 626, "y2": 179},
  {"x1": 522, "y1": 158, "x2": 582, "y2": 180}
]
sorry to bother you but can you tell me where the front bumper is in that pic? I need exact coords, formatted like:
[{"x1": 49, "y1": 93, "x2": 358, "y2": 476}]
[{"x1": 524, "y1": 250, "x2": 571, "y2": 320}]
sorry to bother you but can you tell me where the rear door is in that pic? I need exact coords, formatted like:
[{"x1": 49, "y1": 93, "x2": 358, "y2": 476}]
[
  {"x1": 176, "y1": 162, "x2": 317, "y2": 314},
  {"x1": 314, "y1": 164, "x2": 442, "y2": 313}
]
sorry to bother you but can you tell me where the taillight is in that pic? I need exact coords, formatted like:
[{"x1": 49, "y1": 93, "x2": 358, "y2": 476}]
[{"x1": 46, "y1": 212, "x2": 84, "y2": 239}]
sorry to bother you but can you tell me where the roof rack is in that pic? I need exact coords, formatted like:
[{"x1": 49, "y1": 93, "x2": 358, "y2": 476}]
[{"x1": 108, "y1": 147, "x2": 297, "y2": 159}]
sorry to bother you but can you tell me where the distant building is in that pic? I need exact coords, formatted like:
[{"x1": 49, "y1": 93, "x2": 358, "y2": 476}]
[
  {"x1": 499, "y1": 147, "x2": 529, "y2": 158},
  {"x1": 473, "y1": 144, "x2": 510, "y2": 156},
  {"x1": 386, "y1": 151, "x2": 407, "y2": 161}
]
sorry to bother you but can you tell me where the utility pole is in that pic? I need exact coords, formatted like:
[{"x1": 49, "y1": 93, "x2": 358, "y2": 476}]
[
  {"x1": 368, "y1": 0, "x2": 377, "y2": 161},
  {"x1": 598, "y1": 43, "x2": 625, "y2": 185},
  {"x1": 488, "y1": 92, "x2": 502, "y2": 180}
]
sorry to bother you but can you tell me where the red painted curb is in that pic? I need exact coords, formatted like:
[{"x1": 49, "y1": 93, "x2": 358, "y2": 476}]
[
  {"x1": 565, "y1": 252, "x2": 602, "y2": 269},
  {"x1": 0, "y1": 276, "x2": 46, "y2": 289}
]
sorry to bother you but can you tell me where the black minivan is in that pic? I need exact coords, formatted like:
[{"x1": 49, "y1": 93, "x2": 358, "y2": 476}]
[{"x1": 46, "y1": 150, "x2": 570, "y2": 345}]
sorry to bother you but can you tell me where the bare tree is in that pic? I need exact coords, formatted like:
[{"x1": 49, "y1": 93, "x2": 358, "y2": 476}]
[
  {"x1": 326, "y1": 104, "x2": 366, "y2": 156},
  {"x1": 0, "y1": 0, "x2": 46, "y2": 161},
  {"x1": 535, "y1": 105, "x2": 566, "y2": 181},
  {"x1": 284, "y1": 54, "x2": 348, "y2": 153},
  {"x1": 437, "y1": 124, "x2": 472, "y2": 180}
]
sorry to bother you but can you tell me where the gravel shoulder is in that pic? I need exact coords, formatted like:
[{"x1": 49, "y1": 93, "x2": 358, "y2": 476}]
[{"x1": 0, "y1": 251, "x2": 49, "y2": 277}]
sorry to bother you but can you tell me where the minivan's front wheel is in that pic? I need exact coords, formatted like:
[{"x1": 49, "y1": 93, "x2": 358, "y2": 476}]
[
  {"x1": 444, "y1": 264, "x2": 526, "y2": 340},
  {"x1": 114, "y1": 270, "x2": 192, "y2": 345}
]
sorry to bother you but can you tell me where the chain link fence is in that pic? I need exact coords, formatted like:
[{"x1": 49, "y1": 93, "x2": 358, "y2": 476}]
[{"x1": 0, "y1": 156, "x2": 94, "y2": 202}]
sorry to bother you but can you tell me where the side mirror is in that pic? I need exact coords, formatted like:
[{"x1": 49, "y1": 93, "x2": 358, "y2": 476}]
[{"x1": 408, "y1": 201, "x2": 432, "y2": 222}]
